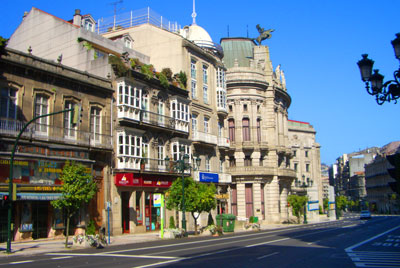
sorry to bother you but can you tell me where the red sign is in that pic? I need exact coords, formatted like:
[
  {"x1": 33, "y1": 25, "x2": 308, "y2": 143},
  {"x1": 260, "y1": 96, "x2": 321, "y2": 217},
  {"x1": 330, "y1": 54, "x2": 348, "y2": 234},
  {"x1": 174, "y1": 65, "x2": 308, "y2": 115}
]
[{"x1": 115, "y1": 173, "x2": 172, "y2": 188}]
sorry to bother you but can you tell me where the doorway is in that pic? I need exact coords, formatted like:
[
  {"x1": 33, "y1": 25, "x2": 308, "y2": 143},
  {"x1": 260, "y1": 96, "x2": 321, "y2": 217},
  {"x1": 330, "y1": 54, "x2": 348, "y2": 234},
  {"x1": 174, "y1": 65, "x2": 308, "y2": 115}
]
[
  {"x1": 32, "y1": 202, "x2": 49, "y2": 239},
  {"x1": 121, "y1": 192, "x2": 131, "y2": 233}
]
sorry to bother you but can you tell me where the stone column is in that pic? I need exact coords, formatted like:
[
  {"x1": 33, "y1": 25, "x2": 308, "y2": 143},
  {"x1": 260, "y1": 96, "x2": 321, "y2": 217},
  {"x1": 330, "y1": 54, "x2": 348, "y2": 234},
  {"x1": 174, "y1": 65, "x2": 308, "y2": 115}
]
[
  {"x1": 129, "y1": 191, "x2": 135, "y2": 232},
  {"x1": 237, "y1": 182, "x2": 246, "y2": 219},
  {"x1": 253, "y1": 182, "x2": 262, "y2": 219},
  {"x1": 266, "y1": 176, "x2": 280, "y2": 223},
  {"x1": 280, "y1": 183, "x2": 289, "y2": 223}
]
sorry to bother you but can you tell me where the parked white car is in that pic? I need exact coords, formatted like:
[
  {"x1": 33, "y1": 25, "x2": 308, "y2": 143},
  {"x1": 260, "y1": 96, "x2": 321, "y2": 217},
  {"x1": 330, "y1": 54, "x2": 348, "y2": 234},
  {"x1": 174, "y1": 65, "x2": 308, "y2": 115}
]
[{"x1": 360, "y1": 210, "x2": 372, "y2": 220}]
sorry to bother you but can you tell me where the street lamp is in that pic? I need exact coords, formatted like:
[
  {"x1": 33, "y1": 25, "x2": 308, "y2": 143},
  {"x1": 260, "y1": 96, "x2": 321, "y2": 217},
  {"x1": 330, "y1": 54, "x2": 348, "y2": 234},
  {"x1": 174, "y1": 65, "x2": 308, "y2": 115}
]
[
  {"x1": 295, "y1": 175, "x2": 313, "y2": 224},
  {"x1": 164, "y1": 146, "x2": 200, "y2": 233},
  {"x1": 357, "y1": 33, "x2": 400, "y2": 105}
]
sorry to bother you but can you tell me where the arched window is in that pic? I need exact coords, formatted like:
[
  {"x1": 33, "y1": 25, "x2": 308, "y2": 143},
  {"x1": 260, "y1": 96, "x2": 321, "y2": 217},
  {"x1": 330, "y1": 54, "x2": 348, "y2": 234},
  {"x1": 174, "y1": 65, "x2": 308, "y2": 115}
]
[
  {"x1": 242, "y1": 118, "x2": 250, "y2": 141},
  {"x1": 228, "y1": 119, "x2": 235, "y2": 142}
]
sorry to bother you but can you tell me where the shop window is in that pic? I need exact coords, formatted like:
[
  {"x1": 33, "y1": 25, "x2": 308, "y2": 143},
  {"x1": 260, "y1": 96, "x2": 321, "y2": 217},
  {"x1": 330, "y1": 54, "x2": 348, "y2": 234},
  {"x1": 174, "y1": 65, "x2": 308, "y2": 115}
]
[{"x1": 136, "y1": 192, "x2": 143, "y2": 225}]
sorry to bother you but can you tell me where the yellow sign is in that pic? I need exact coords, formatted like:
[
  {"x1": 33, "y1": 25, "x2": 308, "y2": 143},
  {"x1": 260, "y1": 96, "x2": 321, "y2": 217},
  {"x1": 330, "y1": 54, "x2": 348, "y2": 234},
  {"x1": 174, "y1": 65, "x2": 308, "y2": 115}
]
[{"x1": 215, "y1": 194, "x2": 229, "y2": 199}]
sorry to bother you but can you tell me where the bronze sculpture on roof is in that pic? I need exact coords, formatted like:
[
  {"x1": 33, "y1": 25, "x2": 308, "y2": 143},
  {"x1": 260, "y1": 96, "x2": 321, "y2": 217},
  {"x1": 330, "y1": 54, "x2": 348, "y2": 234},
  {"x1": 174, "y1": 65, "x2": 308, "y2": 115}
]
[{"x1": 254, "y1": 24, "x2": 274, "y2": 45}]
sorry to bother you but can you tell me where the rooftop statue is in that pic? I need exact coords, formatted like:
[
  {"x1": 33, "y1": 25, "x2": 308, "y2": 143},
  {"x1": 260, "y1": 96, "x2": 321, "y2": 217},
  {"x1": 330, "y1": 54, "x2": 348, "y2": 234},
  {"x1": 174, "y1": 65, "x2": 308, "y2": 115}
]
[{"x1": 254, "y1": 24, "x2": 274, "y2": 45}]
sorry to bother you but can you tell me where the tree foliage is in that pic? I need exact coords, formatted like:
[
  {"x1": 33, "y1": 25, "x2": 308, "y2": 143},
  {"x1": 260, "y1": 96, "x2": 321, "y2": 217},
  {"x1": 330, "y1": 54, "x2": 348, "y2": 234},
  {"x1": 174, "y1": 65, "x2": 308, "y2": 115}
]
[
  {"x1": 166, "y1": 177, "x2": 216, "y2": 234},
  {"x1": 323, "y1": 198, "x2": 329, "y2": 212},
  {"x1": 51, "y1": 161, "x2": 98, "y2": 247},
  {"x1": 288, "y1": 195, "x2": 308, "y2": 223},
  {"x1": 336, "y1": 195, "x2": 348, "y2": 212}
]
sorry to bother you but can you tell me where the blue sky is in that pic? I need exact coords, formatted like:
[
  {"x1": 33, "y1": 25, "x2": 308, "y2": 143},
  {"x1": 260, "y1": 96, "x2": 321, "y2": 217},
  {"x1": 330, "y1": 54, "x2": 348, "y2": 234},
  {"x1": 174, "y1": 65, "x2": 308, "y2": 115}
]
[{"x1": 1, "y1": 0, "x2": 399, "y2": 165}]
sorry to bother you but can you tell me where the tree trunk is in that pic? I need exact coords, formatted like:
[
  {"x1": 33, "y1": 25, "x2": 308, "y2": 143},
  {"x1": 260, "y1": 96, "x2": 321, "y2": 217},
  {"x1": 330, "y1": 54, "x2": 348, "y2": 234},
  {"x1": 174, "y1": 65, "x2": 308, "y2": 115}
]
[
  {"x1": 65, "y1": 211, "x2": 70, "y2": 248},
  {"x1": 192, "y1": 212, "x2": 199, "y2": 235}
]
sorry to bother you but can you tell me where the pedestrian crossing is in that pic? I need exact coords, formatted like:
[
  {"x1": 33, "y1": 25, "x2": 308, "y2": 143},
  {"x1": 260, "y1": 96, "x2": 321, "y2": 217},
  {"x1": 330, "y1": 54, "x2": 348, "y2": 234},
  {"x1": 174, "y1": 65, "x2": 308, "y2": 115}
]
[{"x1": 347, "y1": 251, "x2": 400, "y2": 267}]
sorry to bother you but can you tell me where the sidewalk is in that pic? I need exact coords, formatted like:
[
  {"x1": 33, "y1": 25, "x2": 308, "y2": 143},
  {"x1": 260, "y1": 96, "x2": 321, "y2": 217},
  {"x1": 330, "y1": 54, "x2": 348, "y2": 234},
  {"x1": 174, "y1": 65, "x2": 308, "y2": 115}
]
[{"x1": 0, "y1": 216, "x2": 334, "y2": 258}]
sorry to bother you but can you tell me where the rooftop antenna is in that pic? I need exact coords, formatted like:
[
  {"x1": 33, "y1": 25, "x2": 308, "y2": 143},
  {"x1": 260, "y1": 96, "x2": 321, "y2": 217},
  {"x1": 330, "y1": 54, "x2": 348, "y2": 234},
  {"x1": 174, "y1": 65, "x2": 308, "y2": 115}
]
[
  {"x1": 109, "y1": 0, "x2": 123, "y2": 29},
  {"x1": 191, "y1": 0, "x2": 197, "y2": 25}
]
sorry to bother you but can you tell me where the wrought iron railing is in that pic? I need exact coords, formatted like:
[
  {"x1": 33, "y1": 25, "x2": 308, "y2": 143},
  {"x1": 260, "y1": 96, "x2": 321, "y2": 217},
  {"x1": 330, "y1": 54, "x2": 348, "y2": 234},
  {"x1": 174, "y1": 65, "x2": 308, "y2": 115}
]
[
  {"x1": 0, "y1": 118, "x2": 112, "y2": 149},
  {"x1": 116, "y1": 156, "x2": 190, "y2": 174},
  {"x1": 97, "y1": 8, "x2": 181, "y2": 34}
]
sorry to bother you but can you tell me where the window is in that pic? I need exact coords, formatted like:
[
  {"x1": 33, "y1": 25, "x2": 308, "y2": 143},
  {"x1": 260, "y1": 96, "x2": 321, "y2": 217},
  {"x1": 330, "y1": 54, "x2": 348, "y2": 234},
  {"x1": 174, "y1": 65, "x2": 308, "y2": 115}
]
[
  {"x1": 191, "y1": 80, "x2": 197, "y2": 99},
  {"x1": 244, "y1": 155, "x2": 252, "y2": 166},
  {"x1": 118, "y1": 132, "x2": 142, "y2": 157},
  {"x1": 305, "y1": 150, "x2": 309, "y2": 157},
  {"x1": 229, "y1": 156, "x2": 236, "y2": 167},
  {"x1": 142, "y1": 137, "x2": 149, "y2": 165},
  {"x1": 191, "y1": 60, "x2": 197, "y2": 99},
  {"x1": 203, "y1": 85, "x2": 208, "y2": 104},
  {"x1": 0, "y1": 87, "x2": 17, "y2": 119},
  {"x1": 218, "y1": 121, "x2": 223, "y2": 137},
  {"x1": 202, "y1": 65, "x2": 208, "y2": 84},
  {"x1": 217, "y1": 89, "x2": 226, "y2": 109},
  {"x1": 242, "y1": 118, "x2": 250, "y2": 141},
  {"x1": 259, "y1": 155, "x2": 264, "y2": 166},
  {"x1": 141, "y1": 91, "x2": 149, "y2": 122},
  {"x1": 306, "y1": 163, "x2": 310, "y2": 172},
  {"x1": 219, "y1": 158, "x2": 224, "y2": 173},
  {"x1": 243, "y1": 104, "x2": 248, "y2": 112},
  {"x1": 294, "y1": 163, "x2": 298, "y2": 171},
  {"x1": 216, "y1": 67, "x2": 226, "y2": 89},
  {"x1": 34, "y1": 94, "x2": 49, "y2": 134},
  {"x1": 257, "y1": 118, "x2": 261, "y2": 142},
  {"x1": 192, "y1": 114, "x2": 198, "y2": 133},
  {"x1": 90, "y1": 107, "x2": 101, "y2": 143},
  {"x1": 171, "y1": 142, "x2": 191, "y2": 162},
  {"x1": 257, "y1": 105, "x2": 260, "y2": 113},
  {"x1": 94, "y1": 49, "x2": 106, "y2": 59},
  {"x1": 124, "y1": 37, "x2": 132, "y2": 49},
  {"x1": 228, "y1": 119, "x2": 235, "y2": 142},
  {"x1": 171, "y1": 100, "x2": 189, "y2": 122},
  {"x1": 205, "y1": 156, "x2": 210, "y2": 172},
  {"x1": 293, "y1": 150, "x2": 297, "y2": 157},
  {"x1": 204, "y1": 117, "x2": 209, "y2": 133},
  {"x1": 158, "y1": 100, "x2": 164, "y2": 126},
  {"x1": 157, "y1": 141, "x2": 165, "y2": 167},
  {"x1": 117, "y1": 81, "x2": 142, "y2": 108},
  {"x1": 83, "y1": 19, "x2": 94, "y2": 32},
  {"x1": 64, "y1": 101, "x2": 77, "y2": 139},
  {"x1": 229, "y1": 105, "x2": 233, "y2": 112}
]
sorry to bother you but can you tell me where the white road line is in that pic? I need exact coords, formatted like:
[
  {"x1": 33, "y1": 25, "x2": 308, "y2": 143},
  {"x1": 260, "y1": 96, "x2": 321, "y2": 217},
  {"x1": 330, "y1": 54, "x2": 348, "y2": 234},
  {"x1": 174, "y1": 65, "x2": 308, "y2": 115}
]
[
  {"x1": 245, "y1": 237, "x2": 290, "y2": 247},
  {"x1": 51, "y1": 256, "x2": 73, "y2": 260},
  {"x1": 345, "y1": 224, "x2": 400, "y2": 252},
  {"x1": 47, "y1": 253, "x2": 177, "y2": 259},
  {"x1": 133, "y1": 258, "x2": 186, "y2": 268},
  {"x1": 9, "y1": 260, "x2": 34, "y2": 264},
  {"x1": 256, "y1": 252, "x2": 279, "y2": 260}
]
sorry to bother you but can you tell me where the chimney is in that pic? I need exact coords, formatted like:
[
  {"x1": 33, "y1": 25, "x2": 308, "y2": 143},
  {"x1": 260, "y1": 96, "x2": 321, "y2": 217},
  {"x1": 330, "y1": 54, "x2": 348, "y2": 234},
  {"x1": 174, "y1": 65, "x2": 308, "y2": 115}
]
[{"x1": 73, "y1": 9, "x2": 82, "y2": 27}]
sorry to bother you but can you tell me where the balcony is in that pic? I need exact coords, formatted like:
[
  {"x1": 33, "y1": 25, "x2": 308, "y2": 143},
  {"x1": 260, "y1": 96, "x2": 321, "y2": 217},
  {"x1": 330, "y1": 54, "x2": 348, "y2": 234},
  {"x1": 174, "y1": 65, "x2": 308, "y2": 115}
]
[
  {"x1": 0, "y1": 118, "x2": 112, "y2": 150},
  {"x1": 277, "y1": 167, "x2": 296, "y2": 178},
  {"x1": 217, "y1": 105, "x2": 228, "y2": 116},
  {"x1": 116, "y1": 156, "x2": 190, "y2": 174},
  {"x1": 217, "y1": 136, "x2": 230, "y2": 149},
  {"x1": 117, "y1": 106, "x2": 189, "y2": 134},
  {"x1": 227, "y1": 166, "x2": 276, "y2": 176},
  {"x1": 192, "y1": 131, "x2": 217, "y2": 145}
]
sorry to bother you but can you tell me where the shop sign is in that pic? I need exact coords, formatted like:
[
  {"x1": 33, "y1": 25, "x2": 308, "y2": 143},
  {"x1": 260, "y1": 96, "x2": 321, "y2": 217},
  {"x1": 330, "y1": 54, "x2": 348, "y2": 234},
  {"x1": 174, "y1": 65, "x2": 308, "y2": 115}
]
[
  {"x1": 215, "y1": 193, "x2": 229, "y2": 200},
  {"x1": 115, "y1": 173, "x2": 172, "y2": 188},
  {"x1": 199, "y1": 172, "x2": 219, "y2": 183},
  {"x1": 307, "y1": 200, "x2": 319, "y2": 211},
  {"x1": 153, "y1": 193, "x2": 162, "y2": 207},
  {"x1": 18, "y1": 193, "x2": 62, "y2": 201}
]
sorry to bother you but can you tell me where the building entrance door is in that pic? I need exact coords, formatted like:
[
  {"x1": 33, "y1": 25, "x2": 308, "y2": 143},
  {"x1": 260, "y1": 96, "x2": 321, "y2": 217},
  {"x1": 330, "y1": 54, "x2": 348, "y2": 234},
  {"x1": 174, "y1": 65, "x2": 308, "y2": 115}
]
[
  {"x1": 32, "y1": 202, "x2": 48, "y2": 239},
  {"x1": 121, "y1": 192, "x2": 130, "y2": 233},
  {"x1": 145, "y1": 193, "x2": 161, "y2": 231}
]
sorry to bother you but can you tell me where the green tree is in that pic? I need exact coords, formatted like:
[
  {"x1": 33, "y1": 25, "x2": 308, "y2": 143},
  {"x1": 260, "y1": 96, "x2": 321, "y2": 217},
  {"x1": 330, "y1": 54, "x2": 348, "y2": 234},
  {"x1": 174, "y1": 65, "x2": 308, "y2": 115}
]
[
  {"x1": 335, "y1": 195, "x2": 348, "y2": 217},
  {"x1": 288, "y1": 195, "x2": 308, "y2": 223},
  {"x1": 51, "y1": 161, "x2": 98, "y2": 248},
  {"x1": 166, "y1": 177, "x2": 216, "y2": 235},
  {"x1": 323, "y1": 198, "x2": 329, "y2": 213}
]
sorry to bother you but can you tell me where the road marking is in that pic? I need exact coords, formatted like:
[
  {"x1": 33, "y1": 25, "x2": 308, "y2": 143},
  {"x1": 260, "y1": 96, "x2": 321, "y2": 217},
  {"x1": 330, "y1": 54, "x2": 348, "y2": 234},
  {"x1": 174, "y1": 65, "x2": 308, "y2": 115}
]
[
  {"x1": 47, "y1": 253, "x2": 177, "y2": 259},
  {"x1": 9, "y1": 260, "x2": 34, "y2": 264},
  {"x1": 51, "y1": 256, "x2": 73, "y2": 260},
  {"x1": 257, "y1": 252, "x2": 279, "y2": 260},
  {"x1": 133, "y1": 258, "x2": 186, "y2": 268},
  {"x1": 348, "y1": 251, "x2": 400, "y2": 267},
  {"x1": 345, "y1": 224, "x2": 400, "y2": 252},
  {"x1": 246, "y1": 237, "x2": 290, "y2": 247}
]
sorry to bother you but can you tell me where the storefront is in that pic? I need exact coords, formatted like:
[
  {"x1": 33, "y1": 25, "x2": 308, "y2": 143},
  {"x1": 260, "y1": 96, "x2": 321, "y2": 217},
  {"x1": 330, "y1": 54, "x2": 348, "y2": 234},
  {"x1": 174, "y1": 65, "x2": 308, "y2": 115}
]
[
  {"x1": 0, "y1": 157, "x2": 93, "y2": 242},
  {"x1": 115, "y1": 173, "x2": 173, "y2": 233}
]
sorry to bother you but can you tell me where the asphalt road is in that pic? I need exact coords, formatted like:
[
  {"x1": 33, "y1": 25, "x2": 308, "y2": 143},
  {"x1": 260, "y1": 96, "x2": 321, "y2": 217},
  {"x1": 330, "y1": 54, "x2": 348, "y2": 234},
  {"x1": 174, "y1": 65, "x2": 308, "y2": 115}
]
[{"x1": 1, "y1": 215, "x2": 399, "y2": 268}]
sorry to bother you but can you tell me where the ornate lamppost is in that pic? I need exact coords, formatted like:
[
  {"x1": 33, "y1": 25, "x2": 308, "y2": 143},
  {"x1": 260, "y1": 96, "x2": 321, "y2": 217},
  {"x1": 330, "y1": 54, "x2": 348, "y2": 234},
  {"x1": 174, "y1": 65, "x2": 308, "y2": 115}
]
[
  {"x1": 165, "y1": 146, "x2": 200, "y2": 233},
  {"x1": 295, "y1": 175, "x2": 313, "y2": 224},
  {"x1": 357, "y1": 33, "x2": 400, "y2": 105}
]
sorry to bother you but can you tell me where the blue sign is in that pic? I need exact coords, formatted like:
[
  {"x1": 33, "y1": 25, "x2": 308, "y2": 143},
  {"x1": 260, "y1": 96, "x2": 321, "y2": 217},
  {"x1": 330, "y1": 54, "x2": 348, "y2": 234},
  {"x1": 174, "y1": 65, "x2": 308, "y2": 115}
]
[{"x1": 199, "y1": 172, "x2": 219, "y2": 183}]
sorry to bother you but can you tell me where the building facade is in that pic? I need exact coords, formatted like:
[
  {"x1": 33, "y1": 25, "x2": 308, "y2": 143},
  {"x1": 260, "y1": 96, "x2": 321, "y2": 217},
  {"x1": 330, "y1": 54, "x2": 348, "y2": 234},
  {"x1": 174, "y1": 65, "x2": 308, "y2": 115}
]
[
  {"x1": 0, "y1": 48, "x2": 113, "y2": 242},
  {"x1": 220, "y1": 37, "x2": 297, "y2": 223}
]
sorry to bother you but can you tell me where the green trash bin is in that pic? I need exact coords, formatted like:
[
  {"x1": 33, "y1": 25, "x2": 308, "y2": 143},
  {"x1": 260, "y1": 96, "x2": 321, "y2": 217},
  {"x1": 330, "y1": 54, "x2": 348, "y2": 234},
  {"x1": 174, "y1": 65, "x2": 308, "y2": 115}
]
[{"x1": 216, "y1": 214, "x2": 236, "y2": 232}]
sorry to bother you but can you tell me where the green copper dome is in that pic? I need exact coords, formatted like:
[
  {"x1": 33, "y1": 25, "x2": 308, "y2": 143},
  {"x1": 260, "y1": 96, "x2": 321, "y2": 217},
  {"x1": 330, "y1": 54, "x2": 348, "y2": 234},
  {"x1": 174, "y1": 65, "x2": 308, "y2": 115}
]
[{"x1": 221, "y1": 38, "x2": 255, "y2": 68}]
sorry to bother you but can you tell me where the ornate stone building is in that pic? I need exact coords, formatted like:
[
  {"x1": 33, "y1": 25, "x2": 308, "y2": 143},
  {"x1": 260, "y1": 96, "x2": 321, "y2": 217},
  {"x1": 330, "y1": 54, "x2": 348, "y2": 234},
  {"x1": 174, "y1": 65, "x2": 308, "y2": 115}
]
[{"x1": 221, "y1": 38, "x2": 296, "y2": 223}]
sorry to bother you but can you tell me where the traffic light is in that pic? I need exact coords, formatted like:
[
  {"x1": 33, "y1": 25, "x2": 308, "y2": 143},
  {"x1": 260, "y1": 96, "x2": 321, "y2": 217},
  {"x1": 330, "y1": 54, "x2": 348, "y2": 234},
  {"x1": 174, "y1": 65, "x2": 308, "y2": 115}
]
[
  {"x1": 72, "y1": 104, "x2": 82, "y2": 126},
  {"x1": 387, "y1": 152, "x2": 400, "y2": 194},
  {"x1": 1, "y1": 194, "x2": 9, "y2": 207}
]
